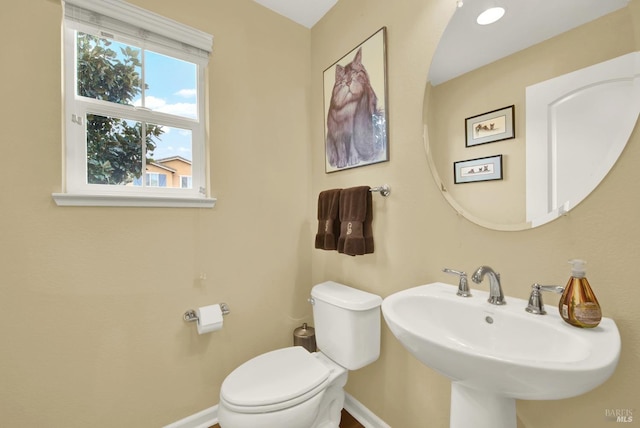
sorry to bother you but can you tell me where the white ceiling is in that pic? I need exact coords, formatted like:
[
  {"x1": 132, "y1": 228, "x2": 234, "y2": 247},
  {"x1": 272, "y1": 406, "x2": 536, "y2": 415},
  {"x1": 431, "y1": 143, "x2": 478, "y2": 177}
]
[
  {"x1": 429, "y1": 0, "x2": 630, "y2": 85},
  {"x1": 252, "y1": 0, "x2": 338, "y2": 28},
  {"x1": 251, "y1": 0, "x2": 630, "y2": 84}
]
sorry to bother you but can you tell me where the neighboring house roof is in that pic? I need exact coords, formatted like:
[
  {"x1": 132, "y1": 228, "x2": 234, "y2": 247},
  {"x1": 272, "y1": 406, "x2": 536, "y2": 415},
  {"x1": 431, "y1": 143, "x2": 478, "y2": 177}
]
[
  {"x1": 148, "y1": 156, "x2": 192, "y2": 173},
  {"x1": 154, "y1": 156, "x2": 192, "y2": 165},
  {"x1": 148, "y1": 162, "x2": 177, "y2": 173}
]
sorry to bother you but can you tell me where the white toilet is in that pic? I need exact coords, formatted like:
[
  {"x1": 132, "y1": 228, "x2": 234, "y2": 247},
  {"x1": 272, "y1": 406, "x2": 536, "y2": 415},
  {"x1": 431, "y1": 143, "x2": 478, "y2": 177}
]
[{"x1": 217, "y1": 281, "x2": 382, "y2": 428}]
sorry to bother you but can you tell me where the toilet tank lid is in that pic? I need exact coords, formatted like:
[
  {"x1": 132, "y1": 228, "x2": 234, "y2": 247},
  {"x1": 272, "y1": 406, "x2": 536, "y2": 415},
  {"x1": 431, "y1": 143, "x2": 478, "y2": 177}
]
[{"x1": 311, "y1": 281, "x2": 382, "y2": 310}]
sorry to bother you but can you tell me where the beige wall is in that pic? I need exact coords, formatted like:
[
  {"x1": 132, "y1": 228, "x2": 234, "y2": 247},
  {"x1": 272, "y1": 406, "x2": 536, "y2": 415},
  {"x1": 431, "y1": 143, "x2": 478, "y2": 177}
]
[
  {"x1": 0, "y1": 0, "x2": 312, "y2": 426},
  {"x1": 1, "y1": 0, "x2": 639, "y2": 428},
  {"x1": 311, "y1": 0, "x2": 640, "y2": 428}
]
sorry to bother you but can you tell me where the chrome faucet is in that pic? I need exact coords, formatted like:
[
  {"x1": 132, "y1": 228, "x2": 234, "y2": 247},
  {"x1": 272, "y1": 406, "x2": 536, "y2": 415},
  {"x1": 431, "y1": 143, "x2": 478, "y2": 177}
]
[
  {"x1": 472, "y1": 266, "x2": 506, "y2": 305},
  {"x1": 525, "y1": 283, "x2": 564, "y2": 315}
]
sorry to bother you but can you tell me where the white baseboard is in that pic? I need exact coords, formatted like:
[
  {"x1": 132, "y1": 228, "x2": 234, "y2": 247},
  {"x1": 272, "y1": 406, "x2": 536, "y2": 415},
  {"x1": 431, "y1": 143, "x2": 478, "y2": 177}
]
[
  {"x1": 164, "y1": 393, "x2": 389, "y2": 428},
  {"x1": 344, "y1": 392, "x2": 391, "y2": 428},
  {"x1": 162, "y1": 405, "x2": 218, "y2": 428}
]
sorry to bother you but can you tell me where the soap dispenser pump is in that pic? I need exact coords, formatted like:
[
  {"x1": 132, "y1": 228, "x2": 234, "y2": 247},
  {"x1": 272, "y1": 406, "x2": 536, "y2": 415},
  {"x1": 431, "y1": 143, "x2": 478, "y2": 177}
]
[{"x1": 559, "y1": 259, "x2": 602, "y2": 328}]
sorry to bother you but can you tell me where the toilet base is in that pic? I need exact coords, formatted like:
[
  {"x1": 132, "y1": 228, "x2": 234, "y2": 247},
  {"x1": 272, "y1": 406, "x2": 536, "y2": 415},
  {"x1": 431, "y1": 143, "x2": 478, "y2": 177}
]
[
  {"x1": 310, "y1": 371, "x2": 347, "y2": 428},
  {"x1": 218, "y1": 390, "x2": 325, "y2": 428}
]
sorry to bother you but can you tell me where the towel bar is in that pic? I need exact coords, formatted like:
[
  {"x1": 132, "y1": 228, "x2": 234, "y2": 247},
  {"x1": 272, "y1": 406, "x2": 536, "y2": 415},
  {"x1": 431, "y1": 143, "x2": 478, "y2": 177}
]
[{"x1": 369, "y1": 184, "x2": 391, "y2": 197}]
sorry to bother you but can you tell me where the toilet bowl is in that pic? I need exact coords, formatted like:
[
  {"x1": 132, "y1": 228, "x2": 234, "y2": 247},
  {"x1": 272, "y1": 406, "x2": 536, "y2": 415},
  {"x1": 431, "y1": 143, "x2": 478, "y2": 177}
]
[
  {"x1": 218, "y1": 347, "x2": 347, "y2": 428},
  {"x1": 218, "y1": 281, "x2": 382, "y2": 428}
]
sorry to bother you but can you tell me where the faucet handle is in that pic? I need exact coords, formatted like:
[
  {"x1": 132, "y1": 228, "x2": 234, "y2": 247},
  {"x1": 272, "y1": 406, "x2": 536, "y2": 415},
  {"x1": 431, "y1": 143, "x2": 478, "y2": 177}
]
[
  {"x1": 525, "y1": 283, "x2": 565, "y2": 315},
  {"x1": 443, "y1": 268, "x2": 472, "y2": 297}
]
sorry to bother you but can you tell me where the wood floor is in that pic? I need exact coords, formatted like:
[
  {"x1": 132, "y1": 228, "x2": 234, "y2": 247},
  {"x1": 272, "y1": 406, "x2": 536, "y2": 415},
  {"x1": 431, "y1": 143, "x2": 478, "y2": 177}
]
[
  {"x1": 338, "y1": 409, "x2": 365, "y2": 428},
  {"x1": 210, "y1": 409, "x2": 364, "y2": 428}
]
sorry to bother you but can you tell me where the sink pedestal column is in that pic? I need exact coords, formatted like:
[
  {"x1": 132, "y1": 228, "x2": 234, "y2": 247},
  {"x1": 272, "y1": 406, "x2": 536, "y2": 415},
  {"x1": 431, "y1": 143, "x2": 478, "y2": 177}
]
[{"x1": 450, "y1": 383, "x2": 516, "y2": 428}]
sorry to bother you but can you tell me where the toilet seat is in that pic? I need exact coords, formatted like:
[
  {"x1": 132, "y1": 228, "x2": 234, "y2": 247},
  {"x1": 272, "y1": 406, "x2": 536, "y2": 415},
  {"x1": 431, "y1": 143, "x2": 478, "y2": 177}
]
[{"x1": 220, "y1": 347, "x2": 331, "y2": 414}]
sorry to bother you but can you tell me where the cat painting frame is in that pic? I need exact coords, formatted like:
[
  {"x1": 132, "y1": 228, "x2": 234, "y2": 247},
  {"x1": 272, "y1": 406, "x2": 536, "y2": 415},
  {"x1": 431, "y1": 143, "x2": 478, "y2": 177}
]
[{"x1": 323, "y1": 27, "x2": 389, "y2": 173}]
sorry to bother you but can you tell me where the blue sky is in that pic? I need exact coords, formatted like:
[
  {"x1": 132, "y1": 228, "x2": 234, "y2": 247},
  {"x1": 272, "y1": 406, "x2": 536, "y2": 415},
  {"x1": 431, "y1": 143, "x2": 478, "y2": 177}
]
[{"x1": 140, "y1": 50, "x2": 196, "y2": 162}]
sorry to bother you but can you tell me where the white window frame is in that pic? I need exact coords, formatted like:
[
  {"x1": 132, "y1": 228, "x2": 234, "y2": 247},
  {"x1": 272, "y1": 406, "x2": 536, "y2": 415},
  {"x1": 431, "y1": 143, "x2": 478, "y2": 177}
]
[{"x1": 53, "y1": 0, "x2": 215, "y2": 208}]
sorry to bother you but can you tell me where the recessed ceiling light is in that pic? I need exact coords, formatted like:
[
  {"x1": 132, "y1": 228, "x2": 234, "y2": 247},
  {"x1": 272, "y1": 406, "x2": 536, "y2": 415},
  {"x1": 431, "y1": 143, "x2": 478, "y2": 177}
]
[{"x1": 477, "y1": 7, "x2": 505, "y2": 25}]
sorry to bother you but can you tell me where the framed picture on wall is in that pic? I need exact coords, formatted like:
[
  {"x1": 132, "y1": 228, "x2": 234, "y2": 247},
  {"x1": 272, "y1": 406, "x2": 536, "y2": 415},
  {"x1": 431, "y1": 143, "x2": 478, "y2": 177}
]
[
  {"x1": 323, "y1": 27, "x2": 389, "y2": 173},
  {"x1": 465, "y1": 105, "x2": 515, "y2": 147},
  {"x1": 454, "y1": 154, "x2": 503, "y2": 184}
]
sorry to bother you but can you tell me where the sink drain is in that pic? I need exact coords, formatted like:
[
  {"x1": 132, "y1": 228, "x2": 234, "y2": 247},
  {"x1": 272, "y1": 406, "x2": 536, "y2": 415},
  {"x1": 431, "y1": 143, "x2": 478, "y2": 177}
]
[{"x1": 485, "y1": 316, "x2": 494, "y2": 324}]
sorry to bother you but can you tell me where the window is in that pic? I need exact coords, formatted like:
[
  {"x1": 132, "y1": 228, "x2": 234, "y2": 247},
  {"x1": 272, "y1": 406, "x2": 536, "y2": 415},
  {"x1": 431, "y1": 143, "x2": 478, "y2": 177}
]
[
  {"x1": 181, "y1": 176, "x2": 193, "y2": 189},
  {"x1": 54, "y1": 0, "x2": 215, "y2": 208},
  {"x1": 132, "y1": 173, "x2": 167, "y2": 187},
  {"x1": 146, "y1": 173, "x2": 167, "y2": 188}
]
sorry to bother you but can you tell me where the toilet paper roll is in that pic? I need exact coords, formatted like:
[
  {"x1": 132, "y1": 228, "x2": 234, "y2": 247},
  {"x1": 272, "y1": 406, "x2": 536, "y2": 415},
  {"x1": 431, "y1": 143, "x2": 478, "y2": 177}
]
[{"x1": 196, "y1": 304, "x2": 224, "y2": 335}]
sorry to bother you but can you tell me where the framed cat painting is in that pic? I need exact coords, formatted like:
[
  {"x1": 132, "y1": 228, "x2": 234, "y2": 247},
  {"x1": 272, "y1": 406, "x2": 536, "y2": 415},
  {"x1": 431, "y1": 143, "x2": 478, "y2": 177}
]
[{"x1": 323, "y1": 27, "x2": 389, "y2": 173}]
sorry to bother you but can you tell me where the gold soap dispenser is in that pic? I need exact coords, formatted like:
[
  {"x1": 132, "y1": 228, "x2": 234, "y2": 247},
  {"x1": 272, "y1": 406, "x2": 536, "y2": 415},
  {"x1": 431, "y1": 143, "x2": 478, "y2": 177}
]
[{"x1": 559, "y1": 259, "x2": 602, "y2": 328}]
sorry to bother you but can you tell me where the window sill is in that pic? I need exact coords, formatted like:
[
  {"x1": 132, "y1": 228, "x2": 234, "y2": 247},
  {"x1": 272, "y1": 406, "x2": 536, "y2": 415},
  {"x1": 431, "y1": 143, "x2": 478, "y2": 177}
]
[{"x1": 52, "y1": 192, "x2": 216, "y2": 208}]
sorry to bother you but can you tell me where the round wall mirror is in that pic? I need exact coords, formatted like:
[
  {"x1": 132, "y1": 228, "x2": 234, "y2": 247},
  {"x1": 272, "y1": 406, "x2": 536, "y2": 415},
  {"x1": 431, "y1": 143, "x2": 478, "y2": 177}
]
[{"x1": 424, "y1": 0, "x2": 639, "y2": 230}]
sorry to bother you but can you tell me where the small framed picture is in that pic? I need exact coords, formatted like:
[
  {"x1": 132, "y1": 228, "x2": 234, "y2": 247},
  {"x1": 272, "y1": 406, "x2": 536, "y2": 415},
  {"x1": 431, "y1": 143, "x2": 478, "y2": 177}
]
[
  {"x1": 465, "y1": 105, "x2": 515, "y2": 147},
  {"x1": 454, "y1": 155, "x2": 503, "y2": 184}
]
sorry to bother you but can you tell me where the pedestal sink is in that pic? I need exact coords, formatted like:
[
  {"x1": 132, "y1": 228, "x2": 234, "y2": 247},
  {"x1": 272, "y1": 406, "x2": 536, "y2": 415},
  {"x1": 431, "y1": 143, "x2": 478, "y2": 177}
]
[{"x1": 381, "y1": 282, "x2": 621, "y2": 428}]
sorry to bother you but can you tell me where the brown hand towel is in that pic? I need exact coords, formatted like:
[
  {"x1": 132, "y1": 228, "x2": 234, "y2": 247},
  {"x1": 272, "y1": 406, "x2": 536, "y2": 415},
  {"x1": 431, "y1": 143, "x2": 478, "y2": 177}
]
[
  {"x1": 315, "y1": 189, "x2": 341, "y2": 250},
  {"x1": 337, "y1": 186, "x2": 374, "y2": 256},
  {"x1": 363, "y1": 190, "x2": 374, "y2": 254}
]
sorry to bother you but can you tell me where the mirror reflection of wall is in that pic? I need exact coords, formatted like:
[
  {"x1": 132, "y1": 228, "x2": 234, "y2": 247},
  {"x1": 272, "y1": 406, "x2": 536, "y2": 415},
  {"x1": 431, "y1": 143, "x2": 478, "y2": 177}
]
[{"x1": 425, "y1": 0, "x2": 639, "y2": 231}]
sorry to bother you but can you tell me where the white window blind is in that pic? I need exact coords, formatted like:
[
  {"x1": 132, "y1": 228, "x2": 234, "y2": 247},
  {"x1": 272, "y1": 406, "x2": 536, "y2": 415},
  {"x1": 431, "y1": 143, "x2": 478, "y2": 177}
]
[{"x1": 63, "y1": 0, "x2": 212, "y2": 60}]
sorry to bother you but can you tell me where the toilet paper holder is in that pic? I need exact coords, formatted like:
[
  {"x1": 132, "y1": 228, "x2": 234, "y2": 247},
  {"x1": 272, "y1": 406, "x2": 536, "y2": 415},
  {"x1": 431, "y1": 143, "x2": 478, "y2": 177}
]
[{"x1": 183, "y1": 303, "x2": 230, "y2": 322}]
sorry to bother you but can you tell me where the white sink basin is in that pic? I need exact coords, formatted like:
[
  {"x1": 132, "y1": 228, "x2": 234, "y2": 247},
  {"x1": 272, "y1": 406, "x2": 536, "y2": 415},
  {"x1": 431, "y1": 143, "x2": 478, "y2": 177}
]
[{"x1": 382, "y1": 282, "x2": 621, "y2": 428}]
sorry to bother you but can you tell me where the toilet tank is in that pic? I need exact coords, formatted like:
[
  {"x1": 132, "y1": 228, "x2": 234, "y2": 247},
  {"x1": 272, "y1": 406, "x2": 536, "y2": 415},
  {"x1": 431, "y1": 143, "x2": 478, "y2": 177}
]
[{"x1": 310, "y1": 281, "x2": 382, "y2": 370}]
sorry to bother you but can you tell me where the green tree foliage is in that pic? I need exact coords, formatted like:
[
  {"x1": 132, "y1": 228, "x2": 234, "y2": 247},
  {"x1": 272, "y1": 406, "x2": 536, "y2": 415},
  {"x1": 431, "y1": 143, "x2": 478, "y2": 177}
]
[{"x1": 76, "y1": 33, "x2": 163, "y2": 185}]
